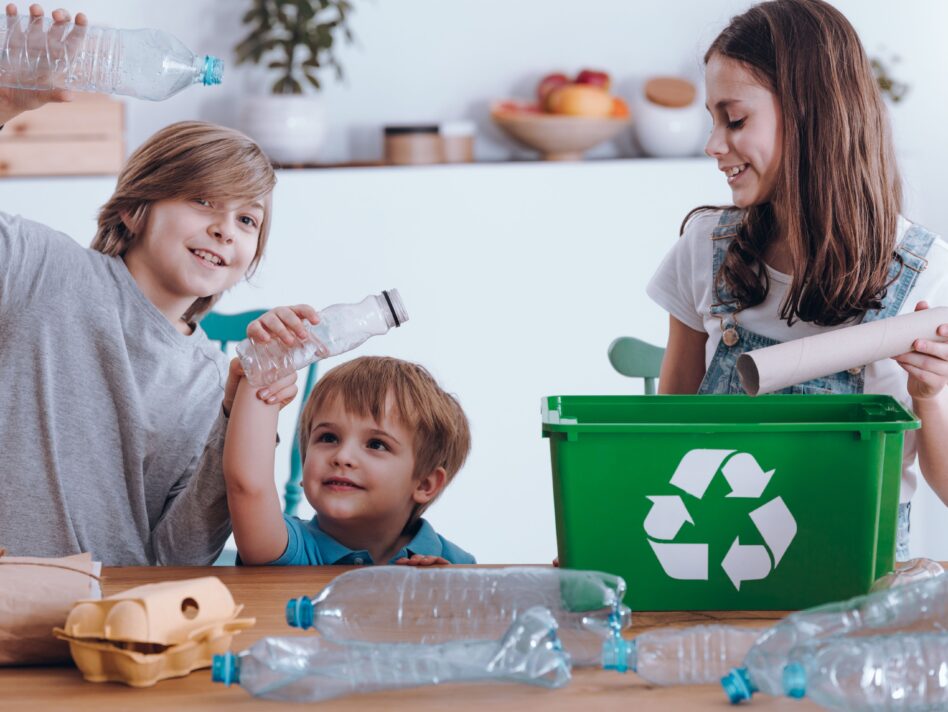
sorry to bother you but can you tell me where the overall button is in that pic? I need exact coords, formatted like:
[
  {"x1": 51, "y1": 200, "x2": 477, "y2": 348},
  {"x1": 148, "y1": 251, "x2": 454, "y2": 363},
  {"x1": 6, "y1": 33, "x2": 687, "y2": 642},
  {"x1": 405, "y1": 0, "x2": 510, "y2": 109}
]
[
  {"x1": 722, "y1": 327, "x2": 739, "y2": 346},
  {"x1": 353, "y1": 557, "x2": 365, "y2": 565},
  {"x1": 847, "y1": 366, "x2": 862, "y2": 375}
]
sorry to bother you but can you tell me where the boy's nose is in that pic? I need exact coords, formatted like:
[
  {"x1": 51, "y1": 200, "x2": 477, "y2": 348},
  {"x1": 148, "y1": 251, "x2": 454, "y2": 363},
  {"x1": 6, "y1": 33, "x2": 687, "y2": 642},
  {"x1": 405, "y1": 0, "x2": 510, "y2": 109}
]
[{"x1": 208, "y1": 220, "x2": 235, "y2": 243}]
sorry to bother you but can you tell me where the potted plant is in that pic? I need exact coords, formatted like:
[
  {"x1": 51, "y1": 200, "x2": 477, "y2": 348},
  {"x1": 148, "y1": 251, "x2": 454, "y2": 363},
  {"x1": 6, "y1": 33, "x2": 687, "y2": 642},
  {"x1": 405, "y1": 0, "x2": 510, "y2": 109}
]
[{"x1": 234, "y1": 0, "x2": 355, "y2": 164}]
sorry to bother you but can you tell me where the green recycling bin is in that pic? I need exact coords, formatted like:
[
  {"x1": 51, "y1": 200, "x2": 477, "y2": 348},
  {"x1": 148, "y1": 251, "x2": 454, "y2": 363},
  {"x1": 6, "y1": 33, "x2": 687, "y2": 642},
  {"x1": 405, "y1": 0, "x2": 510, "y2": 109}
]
[{"x1": 542, "y1": 394, "x2": 918, "y2": 611}]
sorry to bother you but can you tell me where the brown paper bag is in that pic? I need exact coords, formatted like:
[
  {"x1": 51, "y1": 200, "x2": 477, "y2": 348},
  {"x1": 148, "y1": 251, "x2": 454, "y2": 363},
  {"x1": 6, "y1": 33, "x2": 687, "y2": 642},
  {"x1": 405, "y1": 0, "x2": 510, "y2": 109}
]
[{"x1": 0, "y1": 547, "x2": 101, "y2": 665}]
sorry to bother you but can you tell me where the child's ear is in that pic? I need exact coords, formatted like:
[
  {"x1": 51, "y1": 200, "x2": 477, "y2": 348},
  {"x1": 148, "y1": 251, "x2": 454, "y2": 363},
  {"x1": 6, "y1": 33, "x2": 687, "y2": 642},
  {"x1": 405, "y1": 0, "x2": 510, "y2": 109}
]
[{"x1": 412, "y1": 467, "x2": 447, "y2": 505}]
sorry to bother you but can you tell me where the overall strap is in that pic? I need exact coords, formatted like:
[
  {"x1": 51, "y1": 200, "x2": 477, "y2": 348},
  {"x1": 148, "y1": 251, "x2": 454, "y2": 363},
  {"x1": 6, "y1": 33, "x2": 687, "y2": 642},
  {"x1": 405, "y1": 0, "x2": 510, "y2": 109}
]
[
  {"x1": 863, "y1": 223, "x2": 937, "y2": 323},
  {"x1": 709, "y1": 208, "x2": 745, "y2": 318}
]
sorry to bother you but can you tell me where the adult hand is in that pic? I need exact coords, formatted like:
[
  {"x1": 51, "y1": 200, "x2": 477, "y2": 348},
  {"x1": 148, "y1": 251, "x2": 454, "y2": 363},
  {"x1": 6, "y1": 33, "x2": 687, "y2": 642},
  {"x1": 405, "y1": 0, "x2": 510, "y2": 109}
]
[
  {"x1": 0, "y1": 4, "x2": 87, "y2": 124},
  {"x1": 892, "y1": 301, "x2": 948, "y2": 400}
]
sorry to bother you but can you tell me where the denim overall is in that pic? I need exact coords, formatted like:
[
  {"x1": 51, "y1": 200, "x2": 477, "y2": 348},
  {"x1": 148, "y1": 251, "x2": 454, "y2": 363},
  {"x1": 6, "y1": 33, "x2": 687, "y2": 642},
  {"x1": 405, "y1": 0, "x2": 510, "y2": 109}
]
[{"x1": 699, "y1": 209, "x2": 936, "y2": 560}]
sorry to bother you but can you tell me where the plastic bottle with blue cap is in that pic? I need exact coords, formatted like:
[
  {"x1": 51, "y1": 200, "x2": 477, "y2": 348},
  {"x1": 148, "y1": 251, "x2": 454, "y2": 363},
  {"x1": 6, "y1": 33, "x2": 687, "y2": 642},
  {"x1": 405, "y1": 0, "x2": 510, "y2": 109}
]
[
  {"x1": 721, "y1": 575, "x2": 948, "y2": 704},
  {"x1": 0, "y1": 16, "x2": 222, "y2": 100},
  {"x1": 602, "y1": 624, "x2": 761, "y2": 684},
  {"x1": 212, "y1": 606, "x2": 571, "y2": 702},
  {"x1": 283, "y1": 565, "x2": 630, "y2": 667},
  {"x1": 781, "y1": 631, "x2": 948, "y2": 710}
]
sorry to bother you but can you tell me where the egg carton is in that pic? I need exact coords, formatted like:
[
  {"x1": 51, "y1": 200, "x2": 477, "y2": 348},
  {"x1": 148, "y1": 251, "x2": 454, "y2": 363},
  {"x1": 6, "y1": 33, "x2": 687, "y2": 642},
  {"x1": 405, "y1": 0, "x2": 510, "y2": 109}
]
[{"x1": 53, "y1": 576, "x2": 254, "y2": 687}]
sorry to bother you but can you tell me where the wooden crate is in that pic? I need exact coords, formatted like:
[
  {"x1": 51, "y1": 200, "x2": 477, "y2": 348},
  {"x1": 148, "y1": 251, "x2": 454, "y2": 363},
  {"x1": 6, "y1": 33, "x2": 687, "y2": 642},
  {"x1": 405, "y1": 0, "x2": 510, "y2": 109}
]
[{"x1": 0, "y1": 94, "x2": 124, "y2": 177}]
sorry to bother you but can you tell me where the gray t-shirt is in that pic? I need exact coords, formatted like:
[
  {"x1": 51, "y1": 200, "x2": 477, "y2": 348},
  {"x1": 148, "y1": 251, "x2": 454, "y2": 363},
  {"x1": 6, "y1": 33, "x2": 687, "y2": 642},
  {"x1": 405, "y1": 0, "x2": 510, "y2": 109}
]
[{"x1": 0, "y1": 212, "x2": 232, "y2": 565}]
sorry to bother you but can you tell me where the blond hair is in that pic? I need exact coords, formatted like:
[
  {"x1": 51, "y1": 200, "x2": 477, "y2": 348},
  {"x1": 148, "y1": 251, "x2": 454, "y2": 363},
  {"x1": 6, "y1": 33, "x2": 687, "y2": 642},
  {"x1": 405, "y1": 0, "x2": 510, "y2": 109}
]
[
  {"x1": 299, "y1": 356, "x2": 471, "y2": 519},
  {"x1": 91, "y1": 121, "x2": 276, "y2": 323}
]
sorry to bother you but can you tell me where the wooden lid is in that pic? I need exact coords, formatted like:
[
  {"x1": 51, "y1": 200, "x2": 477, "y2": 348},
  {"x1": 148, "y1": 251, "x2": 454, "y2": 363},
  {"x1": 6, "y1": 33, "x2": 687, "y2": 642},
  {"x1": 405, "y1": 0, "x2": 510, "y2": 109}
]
[{"x1": 644, "y1": 77, "x2": 697, "y2": 108}]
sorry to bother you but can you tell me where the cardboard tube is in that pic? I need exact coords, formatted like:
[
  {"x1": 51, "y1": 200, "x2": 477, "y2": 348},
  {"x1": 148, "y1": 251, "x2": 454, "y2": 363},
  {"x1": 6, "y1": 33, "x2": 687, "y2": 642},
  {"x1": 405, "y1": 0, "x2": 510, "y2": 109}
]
[{"x1": 736, "y1": 306, "x2": 948, "y2": 396}]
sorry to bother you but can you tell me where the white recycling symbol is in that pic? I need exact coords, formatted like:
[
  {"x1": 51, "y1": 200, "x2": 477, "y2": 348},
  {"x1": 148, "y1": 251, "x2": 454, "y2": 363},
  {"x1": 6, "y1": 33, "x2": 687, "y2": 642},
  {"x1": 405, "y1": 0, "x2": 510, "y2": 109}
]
[{"x1": 644, "y1": 449, "x2": 797, "y2": 590}]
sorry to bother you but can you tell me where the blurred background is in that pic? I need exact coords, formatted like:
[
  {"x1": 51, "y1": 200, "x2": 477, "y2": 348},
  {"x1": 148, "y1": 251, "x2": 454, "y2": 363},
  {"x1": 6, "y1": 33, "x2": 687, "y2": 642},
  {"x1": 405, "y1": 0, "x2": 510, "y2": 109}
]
[{"x1": 1, "y1": 0, "x2": 945, "y2": 563}]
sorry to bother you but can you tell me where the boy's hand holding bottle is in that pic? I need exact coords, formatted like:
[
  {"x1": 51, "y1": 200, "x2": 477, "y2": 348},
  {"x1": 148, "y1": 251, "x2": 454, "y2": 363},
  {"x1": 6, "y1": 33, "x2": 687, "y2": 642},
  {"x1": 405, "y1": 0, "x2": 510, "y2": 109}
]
[
  {"x1": 222, "y1": 305, "x2": 320, "y2": 415},
  {"x1": 0, "y1": 4, "x2": 85, "y2": 123}
]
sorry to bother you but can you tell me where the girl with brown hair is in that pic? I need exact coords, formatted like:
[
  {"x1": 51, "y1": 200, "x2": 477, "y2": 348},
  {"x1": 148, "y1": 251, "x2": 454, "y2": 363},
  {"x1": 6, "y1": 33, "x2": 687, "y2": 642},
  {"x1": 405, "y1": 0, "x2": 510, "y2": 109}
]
[
  {"x1": 647, "y1": 0, "x2": 948, "y2": 558},
  {"x1": 0, "y1": 4, "x2": 306, "y2": 565}
]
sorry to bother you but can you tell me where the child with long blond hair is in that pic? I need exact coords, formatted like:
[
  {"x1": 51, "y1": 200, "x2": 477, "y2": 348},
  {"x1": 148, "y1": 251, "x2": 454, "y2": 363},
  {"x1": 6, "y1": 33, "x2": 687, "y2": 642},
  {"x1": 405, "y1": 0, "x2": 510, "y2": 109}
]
[{"x1": 0, "y1": 4, "x2": 304, "y2": 565}]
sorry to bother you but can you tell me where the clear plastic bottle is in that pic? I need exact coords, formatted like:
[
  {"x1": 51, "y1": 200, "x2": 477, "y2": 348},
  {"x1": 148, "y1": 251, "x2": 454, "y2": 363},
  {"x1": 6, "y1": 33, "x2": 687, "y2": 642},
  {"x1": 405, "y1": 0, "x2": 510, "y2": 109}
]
[
  {"x1": 870, "y1": 557, "x2": 944, "y2": 593},
  {"x1": 284, "y1": 566, "x2": 630, "y2": 667},
  {"x1": 782, "y1": 632, "x2": 948, "y2": 710},
  {"x1": 602, "y1": 624, "x2": 762, "y2": 685},
  {"x1": 212, "y1": 606, "x2": 571, "y2": 702},
  {"x1": 721, "y1": 576, "x2": 948, "y2": 703},
  {"x1": 236, "y1": 289, "x2": 409, "y2": 388},
  {"x1": 0, "y1": 16, "x2": 222, "y2": 100}
]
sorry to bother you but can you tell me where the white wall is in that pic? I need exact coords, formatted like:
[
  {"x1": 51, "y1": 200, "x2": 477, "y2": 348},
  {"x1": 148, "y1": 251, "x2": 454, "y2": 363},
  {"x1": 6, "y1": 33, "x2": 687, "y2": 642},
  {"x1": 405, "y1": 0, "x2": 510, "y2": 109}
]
[{"x1": 1, "y1": 0, "x2": 945, "y2": 562}]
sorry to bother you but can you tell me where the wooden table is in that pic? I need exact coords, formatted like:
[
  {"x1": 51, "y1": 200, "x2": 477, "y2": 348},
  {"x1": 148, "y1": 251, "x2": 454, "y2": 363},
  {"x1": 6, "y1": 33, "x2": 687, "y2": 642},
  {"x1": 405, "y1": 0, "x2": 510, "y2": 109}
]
[{"x1": 0, "y1": 566, "x2": 820, "y2": 711}]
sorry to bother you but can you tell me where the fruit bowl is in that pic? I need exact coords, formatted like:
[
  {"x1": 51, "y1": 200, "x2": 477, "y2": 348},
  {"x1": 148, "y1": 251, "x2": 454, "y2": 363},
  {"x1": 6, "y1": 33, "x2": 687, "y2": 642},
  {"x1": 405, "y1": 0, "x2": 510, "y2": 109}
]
[{"x1": 491, "y1": 101, "x2": 631, "y2": 161}]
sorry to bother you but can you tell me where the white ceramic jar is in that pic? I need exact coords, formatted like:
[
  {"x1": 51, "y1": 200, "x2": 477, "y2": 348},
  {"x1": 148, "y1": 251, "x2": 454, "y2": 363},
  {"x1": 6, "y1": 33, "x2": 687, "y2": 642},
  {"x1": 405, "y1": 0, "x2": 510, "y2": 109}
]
[{"x1": 239, "y1": 95, "x2": 327, "y2": 164}]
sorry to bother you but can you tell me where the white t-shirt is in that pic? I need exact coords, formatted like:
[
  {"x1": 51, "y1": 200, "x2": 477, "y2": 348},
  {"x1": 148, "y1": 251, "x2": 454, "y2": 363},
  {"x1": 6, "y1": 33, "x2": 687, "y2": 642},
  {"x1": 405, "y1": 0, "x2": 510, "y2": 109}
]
[{"x1": 647, "y1": 209, "x2": 948, "y2": 502}]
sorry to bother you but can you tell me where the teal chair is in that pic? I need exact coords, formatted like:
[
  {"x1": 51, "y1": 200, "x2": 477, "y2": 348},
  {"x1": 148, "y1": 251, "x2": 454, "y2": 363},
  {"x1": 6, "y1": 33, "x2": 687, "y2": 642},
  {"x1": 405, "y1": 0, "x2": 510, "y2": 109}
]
[
  {"x1": 607, "y1": 336, "x2": 665, "y2": 394},
  {"x1": 201, "y1": 310, "x2": 319, "y2": 565}
]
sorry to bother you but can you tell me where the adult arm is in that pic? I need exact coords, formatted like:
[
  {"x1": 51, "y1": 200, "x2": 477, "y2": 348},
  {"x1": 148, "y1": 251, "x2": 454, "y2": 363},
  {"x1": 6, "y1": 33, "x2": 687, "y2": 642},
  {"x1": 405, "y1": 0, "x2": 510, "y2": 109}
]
[{"x1": 658, "y1": 315, "x2": 708, "y2": 394}]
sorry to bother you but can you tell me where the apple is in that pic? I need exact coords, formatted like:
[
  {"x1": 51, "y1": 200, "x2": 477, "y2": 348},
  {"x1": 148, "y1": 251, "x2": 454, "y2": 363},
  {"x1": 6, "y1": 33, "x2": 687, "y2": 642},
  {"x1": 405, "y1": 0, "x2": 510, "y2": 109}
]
[
  {"x1": 537, "y1": 72, "x2": 569, "y2": 105},
  {"x1": 545, "y1": 84, "x2": 614, "y2": 118},
  {"x1": 575, "y1": 68, "x2": 611, "y2": 92}
]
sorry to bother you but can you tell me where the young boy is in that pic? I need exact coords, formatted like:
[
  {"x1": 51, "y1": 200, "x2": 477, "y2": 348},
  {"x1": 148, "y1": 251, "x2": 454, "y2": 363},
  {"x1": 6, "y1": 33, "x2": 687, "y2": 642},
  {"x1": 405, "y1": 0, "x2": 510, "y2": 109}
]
[{"x1": 223, "y1": 355, "x2": 475, "y2": 565}]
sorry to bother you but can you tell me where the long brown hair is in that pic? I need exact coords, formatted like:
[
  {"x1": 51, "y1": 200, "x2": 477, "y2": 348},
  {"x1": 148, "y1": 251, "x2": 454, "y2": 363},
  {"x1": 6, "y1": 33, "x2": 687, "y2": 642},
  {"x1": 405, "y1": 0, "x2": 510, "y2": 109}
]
[
  {"x1": 702, "y1": 0, "x2": 901, "y2": 326},
  {"x1": 91, "y1": 121, "x2": 276, "y2": 323}
]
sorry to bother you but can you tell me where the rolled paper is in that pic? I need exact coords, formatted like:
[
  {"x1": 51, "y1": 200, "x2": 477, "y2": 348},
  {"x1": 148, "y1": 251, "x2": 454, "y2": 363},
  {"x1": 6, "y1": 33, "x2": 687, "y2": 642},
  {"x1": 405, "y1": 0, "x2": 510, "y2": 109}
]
[{"x1": 736, "y1": 306, "x2": 948, "y2": 396}]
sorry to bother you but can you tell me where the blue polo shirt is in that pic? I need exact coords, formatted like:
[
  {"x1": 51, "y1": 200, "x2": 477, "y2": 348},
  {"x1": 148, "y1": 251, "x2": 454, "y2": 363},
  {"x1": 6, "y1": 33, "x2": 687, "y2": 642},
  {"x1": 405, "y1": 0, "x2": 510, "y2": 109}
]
[{"x1": 268, "y1": 514, "x2": 476, "y2": 566}]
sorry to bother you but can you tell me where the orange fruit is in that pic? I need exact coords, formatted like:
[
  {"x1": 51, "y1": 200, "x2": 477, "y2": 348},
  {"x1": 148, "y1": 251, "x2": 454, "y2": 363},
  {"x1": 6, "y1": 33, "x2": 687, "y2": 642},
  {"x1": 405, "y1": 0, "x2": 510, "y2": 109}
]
[
  {"x1": 545, "y1": 84, "x2": 614, "y2": 118},
  {"x1": 611, "y1": 97, "x2": 630, "y2": 118}
]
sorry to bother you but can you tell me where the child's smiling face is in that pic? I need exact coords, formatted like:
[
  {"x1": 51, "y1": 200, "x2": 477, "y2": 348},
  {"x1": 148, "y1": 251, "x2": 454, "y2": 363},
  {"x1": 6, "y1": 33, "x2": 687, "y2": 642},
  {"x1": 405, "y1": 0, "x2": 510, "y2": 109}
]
[
  {"x1": 302, "y1": 394, "x2": 439, "y2": 531},
  {"x1": 704, "y1": 53, "x2": 783, "y2": 208},
  {"x1": 125, "y1": 196, "x2": 263, "y2": 305}
]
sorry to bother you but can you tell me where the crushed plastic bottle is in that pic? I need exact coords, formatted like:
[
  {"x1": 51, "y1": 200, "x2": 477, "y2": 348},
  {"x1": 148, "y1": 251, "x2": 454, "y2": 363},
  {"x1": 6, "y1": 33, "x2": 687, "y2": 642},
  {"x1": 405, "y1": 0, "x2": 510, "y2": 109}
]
[
  {"x1": 603, "y1": 624, "x2": 762, "y2": 685},
  {"x1": 213, "y1": 606, "x2": 571, "y2": 702},
  {"x1": 285, "y1": 566, "x2": 630, "y2": 667},
  {"x1": 870, "y1": 557, "x2": 944, "y2": 593},
  {"x1": 236, "y1": 289, "x2": 408, "y2": 387},
  {"x1": 722, "y1": 576, "x2": 948, "y2": 704},
  {"x1": 0, "y1": 16, "x2": 222, "y2": 100},
  {"x1": 782, "y1": 632, "x2": 948, "y2": 711}
]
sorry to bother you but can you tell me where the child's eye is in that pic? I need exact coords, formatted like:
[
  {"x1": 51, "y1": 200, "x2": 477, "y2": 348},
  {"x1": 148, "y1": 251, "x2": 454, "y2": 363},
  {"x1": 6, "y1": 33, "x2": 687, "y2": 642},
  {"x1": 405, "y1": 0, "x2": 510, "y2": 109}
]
[
  {"x1": 727, "y1": 118, "x2": 746, "y2": 130},
  {"x1": 315, "y1": 432, "x2": 337, "y2": 444},
  {"x1": 367, "y1": 438, "x2": 389, "y2": 451},
  {"x1": 194, "y1": 198, "x2": 212, "y2": 207},
  {"x1": 239, "y1": 215, "x2": 258, "y2": 228}
]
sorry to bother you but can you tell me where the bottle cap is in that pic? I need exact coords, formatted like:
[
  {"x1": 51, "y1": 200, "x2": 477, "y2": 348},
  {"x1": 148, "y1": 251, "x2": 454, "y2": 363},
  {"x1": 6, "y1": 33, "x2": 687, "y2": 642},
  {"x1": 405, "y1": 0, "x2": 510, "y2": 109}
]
[
  {"x1": 720, "y1": 667, "x2": 755, "y2": 703},
  {"x1": 203, "y1": 56, "x2": 224, "y2": 86},
  {"x1": 285, "y1": 595, "x2": 314, "y2": 629},
  {"x1": 382, "y1": 289, "x2": 410, "y2": 327},
  {"x1": 211, "y1": 652, "x2": 239, "y2": 685},
  {"x1": 782, "y1": 662, "x2": 806, "y2": 699}
]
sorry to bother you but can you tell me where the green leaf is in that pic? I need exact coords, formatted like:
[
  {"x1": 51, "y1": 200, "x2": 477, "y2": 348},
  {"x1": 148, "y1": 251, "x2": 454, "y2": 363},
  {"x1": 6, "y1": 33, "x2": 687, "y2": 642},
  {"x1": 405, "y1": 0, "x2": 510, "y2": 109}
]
[{"x1": 304, "y1": 72, "x2": 321, "y2": 90}]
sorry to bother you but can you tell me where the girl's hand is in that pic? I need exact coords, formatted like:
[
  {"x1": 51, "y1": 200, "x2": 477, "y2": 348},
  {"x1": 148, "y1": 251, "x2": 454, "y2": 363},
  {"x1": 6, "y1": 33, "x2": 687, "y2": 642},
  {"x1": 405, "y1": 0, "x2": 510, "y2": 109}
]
[
  {"x1": 0, "y1": 5, "x2": 87, "y2": 123},
  {"x1": 247, "y1": 304, "x2": 319, "y2": 347},
  {"x1": 892, "y1": 301, "x2": 948, "y2": 400},
  {"x1": 394, "y1": 554, "x2": 450, "y2": 566},
  {"x1": 223, "y1": 357, "x2": 299, "y2": 416}
]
